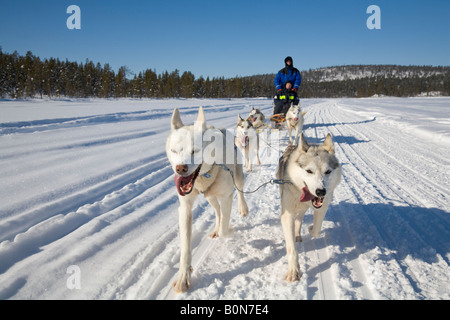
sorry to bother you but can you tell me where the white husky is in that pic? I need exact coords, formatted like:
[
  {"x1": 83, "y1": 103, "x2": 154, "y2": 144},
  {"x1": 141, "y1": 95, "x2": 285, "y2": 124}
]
[
  {"x1": 285, "y1": 103, "x2": 304, "y2": 145},
  {"x1": 166, "y1": 107, "x2": 249, "y2": 293},
  {"x1": 276, "y1": 133, "x2": 341, "y2": 282},
  {"x1": 235, "y1": 114, "x2": 260, "y2": 171}
]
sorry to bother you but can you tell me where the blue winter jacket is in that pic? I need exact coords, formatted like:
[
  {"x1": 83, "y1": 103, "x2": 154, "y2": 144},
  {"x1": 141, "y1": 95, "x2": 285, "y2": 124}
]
[{"x1": 274, "y1": 67, "x2": 302, "y2": 91}]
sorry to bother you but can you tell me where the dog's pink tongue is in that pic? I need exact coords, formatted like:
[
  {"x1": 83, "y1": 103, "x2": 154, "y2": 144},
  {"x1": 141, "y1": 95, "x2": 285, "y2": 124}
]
[
  {"x1": 174, "y1": 175, "x2": 189, "y2": 196},
  {"x1": 300, "y1": 185, "x2": 315, "y2": 202}
]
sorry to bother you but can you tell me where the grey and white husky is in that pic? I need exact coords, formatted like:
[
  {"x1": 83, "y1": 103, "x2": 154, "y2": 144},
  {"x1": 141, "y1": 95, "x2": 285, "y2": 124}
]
[
  {"x1": 235, "y1": 114, "x2": 260, "y2": 171},
  {"x1": 276, "y1": 133, "x2": 341, "y2": 282},
  {"x1": 166, "y1": 107, "x2": 249, "y2": 293},
  {"x1": 248, "y1": 107, "x2": 266, "y2": 130},
  {"x1": 285, "y1": 103, "x2": 304, "y2": 145}
]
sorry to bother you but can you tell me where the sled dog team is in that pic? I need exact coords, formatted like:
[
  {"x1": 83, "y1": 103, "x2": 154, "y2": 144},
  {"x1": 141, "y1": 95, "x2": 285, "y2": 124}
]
[{"x1": 166, "y1": 104, "x2": 342, "y2": 293}]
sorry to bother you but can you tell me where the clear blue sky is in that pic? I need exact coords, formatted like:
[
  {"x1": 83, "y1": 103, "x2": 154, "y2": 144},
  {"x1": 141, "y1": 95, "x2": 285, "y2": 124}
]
[{"x1": 1, "y1": 0, "x2": 449, "y2": 78}]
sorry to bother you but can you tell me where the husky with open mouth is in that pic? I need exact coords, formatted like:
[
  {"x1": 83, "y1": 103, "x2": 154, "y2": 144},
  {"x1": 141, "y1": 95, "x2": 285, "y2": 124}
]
[
  {"x1": 276, "y1": 133, "x2": 341, "y2": 282},
  {"x1": 248, "y1": 106, "x2": 266, "y2": 130},
  {"x1": 166, "y1": 107, "x2": 249, "y2": 293}
]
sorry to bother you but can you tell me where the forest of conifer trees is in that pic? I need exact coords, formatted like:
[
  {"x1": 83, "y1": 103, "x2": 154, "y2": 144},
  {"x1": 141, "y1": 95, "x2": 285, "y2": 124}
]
[{"x1": 1, "y1": 49, "x2": 449, "y2": 99}]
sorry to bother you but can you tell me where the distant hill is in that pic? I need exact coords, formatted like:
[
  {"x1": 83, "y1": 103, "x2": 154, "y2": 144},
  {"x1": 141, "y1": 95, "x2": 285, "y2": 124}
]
[
  {"x1": 299, "y1": 65, "x2": 450, "y2": 97},
  {"x1": 304, "y1": 65, "x2": 448, "y2": 82},
  {"x1": 1, "y1": 48, "x2": 448, "y2": 99},
  {"x1": 246, "y1": 65, "x2": 450, "y2": 98}
]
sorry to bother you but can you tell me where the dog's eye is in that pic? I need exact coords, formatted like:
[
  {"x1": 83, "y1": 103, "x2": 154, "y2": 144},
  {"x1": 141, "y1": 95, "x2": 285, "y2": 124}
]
[
  {"x1": 306, "y1": 169, "x2": 313, "y2": 174},
  {"x1": 325, "y1": 170, "x2": 332, "y2": 175}
]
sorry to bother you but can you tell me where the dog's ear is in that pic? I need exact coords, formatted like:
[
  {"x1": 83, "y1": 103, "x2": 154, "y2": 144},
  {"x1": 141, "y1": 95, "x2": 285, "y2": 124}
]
[
  {"x1": 300, "y1": 133, "x2": 309, "y2": 152},
  {"x1": 196, "y1": 106, "x2": 207, "y2": 131},
  {"x1": 237, "y1": 114, "x2": 244, "y2": 122},
  {"x1": 322, "y1": 133, "x2": 335, "y2": 154},
  {"x1": 171, "y1": 108, "x2": 184, "y2": 131}
]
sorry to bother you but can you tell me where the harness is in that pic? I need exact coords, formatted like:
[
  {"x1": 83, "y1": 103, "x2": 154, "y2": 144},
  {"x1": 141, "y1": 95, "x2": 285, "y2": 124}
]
[
  {"x1": 216, "y1": 163, "x2": 292, "y2": 194},
  {"x1": 202, "y1": 163, "x2": 312, "y2": 202}
]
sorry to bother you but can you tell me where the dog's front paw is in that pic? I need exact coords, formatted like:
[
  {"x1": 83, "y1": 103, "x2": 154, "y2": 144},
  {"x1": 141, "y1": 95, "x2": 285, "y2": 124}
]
[
  {"x1": 219, "y1": 227, "x2": 234, "y2": 238},
  {"x1": 284, "y1": 267, "x2": 302, "y2": 282},
  {"x1": 239, "y1": 203, "x2": 249, "y2": 217},
  {"x1": 295, "y1": 235, "x2": 303, "y2": 242},
  {"x1": 308, "y1": 225, "x2": 320, "y2": 238},
  {"x1": 172, "y1": 267, "x2": 193, "y2": 293},
  {"x1": 209, "y1": 231, "x2": 219, "y2": 238}
]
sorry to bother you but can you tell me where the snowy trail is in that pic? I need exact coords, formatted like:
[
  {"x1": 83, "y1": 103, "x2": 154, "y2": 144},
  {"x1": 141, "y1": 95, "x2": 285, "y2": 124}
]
[{"x1": 0, "y1": 97, "x2": 448, "y2": 300}]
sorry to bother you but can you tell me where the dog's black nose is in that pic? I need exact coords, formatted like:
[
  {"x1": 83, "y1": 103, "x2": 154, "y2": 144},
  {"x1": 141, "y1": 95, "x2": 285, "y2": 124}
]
[{"x1": 316, "y1": 188, "x2": 326, "y2": 197}]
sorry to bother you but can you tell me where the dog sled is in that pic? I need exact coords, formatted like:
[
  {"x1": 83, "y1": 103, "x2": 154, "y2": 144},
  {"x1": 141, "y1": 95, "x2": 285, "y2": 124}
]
[
  {"x1": 270, "y1": 90, "x2": 300, "y2": 130},
  {"x1": 270, "y1": 113, "x2": 287, "y2": 130},
  {"x1": 269, "y1": 108, "x2": 307, "y2": 131},
  {"x1": 269, "y1": 91, "x2": 307, "y2": 130}
]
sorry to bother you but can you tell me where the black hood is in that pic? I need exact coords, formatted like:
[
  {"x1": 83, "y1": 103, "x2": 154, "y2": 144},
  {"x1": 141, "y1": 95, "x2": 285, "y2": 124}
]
[
  {"x1": 282, "y1": 56, "x2": 295, "y2": 75},
  {"x1": 284, "y1": 56, "x2": 293, "y2": 67}
]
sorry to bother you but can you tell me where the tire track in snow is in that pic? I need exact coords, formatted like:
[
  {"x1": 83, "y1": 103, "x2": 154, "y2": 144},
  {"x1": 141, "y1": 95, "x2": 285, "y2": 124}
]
[
  {"x1": 324, "y1": 104, "x2": 450, "y2": 261},
  {"x1": 321, "y1": 107, "x2": 423, "y2": 298},
  {"x1": 316, "y1": 102, "x2": 449, "y2": 298},
  {"x1": 0, "y1": 153, "x2": 170, "y2": 243},
  {"x1": 302, "y1": 102, "x2": 376, "y2": 299},
  {"x1": 74, "y1": 177, "x2": 183, "y2": 300},
  {"x1": 307, "y1": 102, "x2": 421, "y2": 298},
  {"x1": 0, "y1": 163, "x2": 182, "y2": 298},
  {"x1": 302, "y1": 231, "x2": 337, "y2": 300},
  {"x1": 0, "y1": 155, "x2": 173, "y2": 275},
  {"x1": 333, "y1": 102, "x2": 449, "y2": 209}
]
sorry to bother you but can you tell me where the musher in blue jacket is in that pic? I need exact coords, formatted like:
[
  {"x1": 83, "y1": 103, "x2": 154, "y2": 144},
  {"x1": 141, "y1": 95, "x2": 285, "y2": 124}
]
[
  {"x1": 275, "y1": 56, "x2": 301, "y2": 91},
  {"x1": 273, "y1": 56, "x2": 301, "y2": 115}
]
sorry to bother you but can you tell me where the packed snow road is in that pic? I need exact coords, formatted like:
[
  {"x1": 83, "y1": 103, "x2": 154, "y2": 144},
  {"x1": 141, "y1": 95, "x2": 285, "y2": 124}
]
[{"x1": 0, "y1": 97, "x2": 448, "y2": 300}]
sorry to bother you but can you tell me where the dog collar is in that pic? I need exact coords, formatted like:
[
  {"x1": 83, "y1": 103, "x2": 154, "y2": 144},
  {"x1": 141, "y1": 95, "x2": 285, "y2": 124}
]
[{"x1": 201, "y1": 164, "x2": 219, "y2": 178}]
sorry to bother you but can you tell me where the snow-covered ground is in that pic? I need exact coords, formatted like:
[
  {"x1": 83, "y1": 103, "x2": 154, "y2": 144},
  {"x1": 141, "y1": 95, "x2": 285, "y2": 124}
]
[{"x1": 0, "y1": 97, "x2": 448, "y2": 300}]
